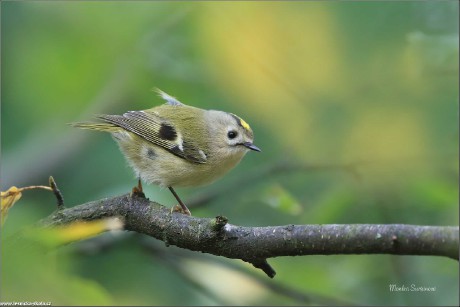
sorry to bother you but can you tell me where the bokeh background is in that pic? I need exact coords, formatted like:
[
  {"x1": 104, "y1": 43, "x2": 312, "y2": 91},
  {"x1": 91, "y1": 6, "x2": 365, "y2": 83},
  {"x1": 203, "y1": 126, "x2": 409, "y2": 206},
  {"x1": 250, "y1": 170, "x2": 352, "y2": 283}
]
[{"x1": 2, "y1": 1, "x2": 458, "y2": 306}]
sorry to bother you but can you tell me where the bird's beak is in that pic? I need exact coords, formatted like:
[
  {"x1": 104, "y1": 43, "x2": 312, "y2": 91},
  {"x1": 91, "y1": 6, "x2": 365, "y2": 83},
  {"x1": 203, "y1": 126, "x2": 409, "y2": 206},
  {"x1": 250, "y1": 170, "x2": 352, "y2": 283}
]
[{"x1": 243, "y1": 142, "x2": 261, "y2": 152}]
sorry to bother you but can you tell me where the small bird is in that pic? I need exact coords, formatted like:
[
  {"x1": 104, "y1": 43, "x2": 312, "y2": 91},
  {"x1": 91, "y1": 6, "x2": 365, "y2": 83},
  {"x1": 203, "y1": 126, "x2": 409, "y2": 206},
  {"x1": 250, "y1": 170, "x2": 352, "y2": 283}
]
[{"x1": 71, "y1": 89, "x2": 260, "y2": 215}]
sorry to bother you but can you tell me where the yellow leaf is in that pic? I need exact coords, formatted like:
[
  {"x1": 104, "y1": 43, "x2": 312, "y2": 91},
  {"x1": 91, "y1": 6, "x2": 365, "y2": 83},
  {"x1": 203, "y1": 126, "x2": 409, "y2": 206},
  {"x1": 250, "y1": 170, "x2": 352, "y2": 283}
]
[
  {"x1": 54, "y1": 218, "x2": 124, "y2": 245},
  {"x1": 1, "y1": 183, "x2": 52, "y2": 227},
  {"x1": 31, "y1": 218, "x2": 125, "y2": 247},
  {"x1": 1, "y1": 186, "x2": 22, "y2": 226}
]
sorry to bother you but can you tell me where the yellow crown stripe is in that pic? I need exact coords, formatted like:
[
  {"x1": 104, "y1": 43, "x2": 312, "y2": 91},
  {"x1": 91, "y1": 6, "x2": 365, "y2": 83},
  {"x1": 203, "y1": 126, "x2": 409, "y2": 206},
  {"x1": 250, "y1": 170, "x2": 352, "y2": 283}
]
[
  {"x1": 230, "y1": 113, "x2": 251, "y2": 131},
  {"x1": 239, "y1": 118, "x2": 251, "y2": 131}
]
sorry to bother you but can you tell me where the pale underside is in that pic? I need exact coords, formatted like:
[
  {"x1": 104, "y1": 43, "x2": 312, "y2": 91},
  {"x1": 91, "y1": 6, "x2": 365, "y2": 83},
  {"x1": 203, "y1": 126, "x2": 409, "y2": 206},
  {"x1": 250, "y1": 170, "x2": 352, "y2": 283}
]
[{"x1": 113, "y1": 130, "x2": 247, "y2": 188}]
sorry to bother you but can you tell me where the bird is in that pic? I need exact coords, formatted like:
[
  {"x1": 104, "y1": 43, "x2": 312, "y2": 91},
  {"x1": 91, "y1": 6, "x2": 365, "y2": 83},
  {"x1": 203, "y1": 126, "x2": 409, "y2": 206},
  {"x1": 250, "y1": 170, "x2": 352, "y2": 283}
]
[{"x1": 71, "y1": 89, "x2": 260, "y2": 215}]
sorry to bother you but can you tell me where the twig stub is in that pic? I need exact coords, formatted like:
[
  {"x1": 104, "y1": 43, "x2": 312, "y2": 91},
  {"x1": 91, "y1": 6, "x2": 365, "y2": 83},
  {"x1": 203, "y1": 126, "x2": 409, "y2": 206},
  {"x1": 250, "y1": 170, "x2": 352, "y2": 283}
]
[
  {"x1": 251, "y1": 259, "x2": 276, "y2": 278},
  {"x1": 49, "y1": 176, "x2": 64, "y2": 210}
]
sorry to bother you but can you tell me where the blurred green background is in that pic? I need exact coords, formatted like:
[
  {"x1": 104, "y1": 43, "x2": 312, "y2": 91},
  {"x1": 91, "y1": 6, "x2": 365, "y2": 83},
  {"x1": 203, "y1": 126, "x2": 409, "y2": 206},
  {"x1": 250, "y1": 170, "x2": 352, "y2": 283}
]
[{"x1": 1, "y1": 1, "x2": 458, "y2": 306}]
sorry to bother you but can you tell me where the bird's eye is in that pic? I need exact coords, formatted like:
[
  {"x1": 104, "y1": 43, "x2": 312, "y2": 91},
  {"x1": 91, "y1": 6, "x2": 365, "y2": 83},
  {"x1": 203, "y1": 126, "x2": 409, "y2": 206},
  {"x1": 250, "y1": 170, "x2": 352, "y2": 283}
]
[{"x1": 227, "y1": 131, "x2": 238, "y2": 139}]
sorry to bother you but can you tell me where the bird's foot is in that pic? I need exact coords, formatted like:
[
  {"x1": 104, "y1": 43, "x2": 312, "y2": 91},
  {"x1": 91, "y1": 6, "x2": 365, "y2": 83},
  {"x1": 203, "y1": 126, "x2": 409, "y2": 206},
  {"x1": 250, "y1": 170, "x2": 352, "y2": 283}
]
[
  {"x1": 171, "y1": 204, "x2": 191, "y2": 216},
  {"x1": 131, "y1": 178, "x2": 145, "y2": 198}
]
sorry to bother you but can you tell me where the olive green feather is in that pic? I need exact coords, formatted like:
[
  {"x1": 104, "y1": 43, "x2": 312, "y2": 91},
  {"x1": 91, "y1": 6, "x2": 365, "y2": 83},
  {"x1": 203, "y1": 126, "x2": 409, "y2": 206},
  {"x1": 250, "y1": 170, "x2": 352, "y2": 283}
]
[
  {"x1": 71, "y1": 105, "x2": 208, "y2": 164},
  {"x1": 69, "y1": 122, "x2": 120, "y2": 132}
]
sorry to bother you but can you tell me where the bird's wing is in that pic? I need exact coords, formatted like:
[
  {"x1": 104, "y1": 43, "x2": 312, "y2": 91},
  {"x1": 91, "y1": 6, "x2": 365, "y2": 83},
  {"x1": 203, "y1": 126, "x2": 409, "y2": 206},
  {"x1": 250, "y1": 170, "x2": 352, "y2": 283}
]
[{"x1": 98, "y1": 111, "x2": 207, "y2": 164}]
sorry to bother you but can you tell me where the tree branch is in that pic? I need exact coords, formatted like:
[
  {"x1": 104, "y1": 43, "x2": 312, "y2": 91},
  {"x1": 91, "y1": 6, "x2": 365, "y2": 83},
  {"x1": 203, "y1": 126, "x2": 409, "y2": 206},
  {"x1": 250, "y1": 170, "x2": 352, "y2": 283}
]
[{"x1": 39, "y1": 194, "x2": 459, "y2": 278}]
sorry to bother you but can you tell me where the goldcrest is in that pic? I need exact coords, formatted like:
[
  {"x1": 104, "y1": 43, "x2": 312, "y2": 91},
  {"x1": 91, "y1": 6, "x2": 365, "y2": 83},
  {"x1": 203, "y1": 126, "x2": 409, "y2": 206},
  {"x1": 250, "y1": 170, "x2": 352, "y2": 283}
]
[{"x1": 72, "y1": 89, "x2": 260, "y2": 215}]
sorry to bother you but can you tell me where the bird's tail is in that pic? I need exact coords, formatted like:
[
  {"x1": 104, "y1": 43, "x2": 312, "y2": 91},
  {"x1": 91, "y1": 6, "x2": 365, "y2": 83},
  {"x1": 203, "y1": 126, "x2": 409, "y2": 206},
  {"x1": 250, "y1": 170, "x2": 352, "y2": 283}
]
[{"x1": 69, "y1": 122, "x2": 121, "y2": 132}]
